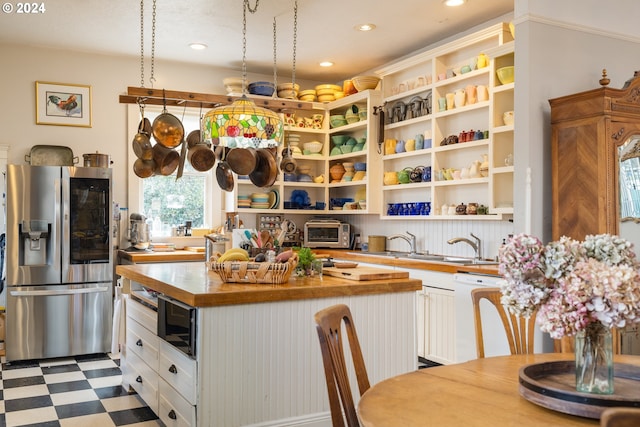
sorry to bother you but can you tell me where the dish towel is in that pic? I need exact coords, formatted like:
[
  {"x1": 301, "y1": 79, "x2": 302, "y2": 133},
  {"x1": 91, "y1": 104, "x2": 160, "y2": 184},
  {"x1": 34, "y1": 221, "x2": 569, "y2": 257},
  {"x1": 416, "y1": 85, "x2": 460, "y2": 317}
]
[{"x1": 111, "y1": 283, "x2": 127, "y2": 354}]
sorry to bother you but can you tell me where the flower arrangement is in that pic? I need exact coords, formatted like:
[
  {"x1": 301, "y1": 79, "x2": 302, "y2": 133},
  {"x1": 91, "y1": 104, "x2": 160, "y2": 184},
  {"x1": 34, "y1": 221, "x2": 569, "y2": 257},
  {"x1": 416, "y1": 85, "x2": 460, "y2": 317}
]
[{"x1": 498, "y1": 233, "x2": 640, "y2": 339}]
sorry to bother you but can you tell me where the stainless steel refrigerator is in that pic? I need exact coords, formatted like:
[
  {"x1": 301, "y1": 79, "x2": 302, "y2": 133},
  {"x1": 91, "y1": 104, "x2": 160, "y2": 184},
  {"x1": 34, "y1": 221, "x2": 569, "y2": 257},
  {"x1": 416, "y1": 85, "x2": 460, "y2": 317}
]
[{"x1": 6, "y1": 165, "x2": 113, "y2": 362}]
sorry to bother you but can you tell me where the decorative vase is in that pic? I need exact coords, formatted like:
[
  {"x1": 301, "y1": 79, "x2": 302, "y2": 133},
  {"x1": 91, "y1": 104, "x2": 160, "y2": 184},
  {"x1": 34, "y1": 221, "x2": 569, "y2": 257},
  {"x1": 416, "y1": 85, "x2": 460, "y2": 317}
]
[
  {"x1": 479, "y1": 154, "x2": 489, "y2": 177},
  {"x1": 575, "y1": 322, "x2": 614, "y2": 394}
]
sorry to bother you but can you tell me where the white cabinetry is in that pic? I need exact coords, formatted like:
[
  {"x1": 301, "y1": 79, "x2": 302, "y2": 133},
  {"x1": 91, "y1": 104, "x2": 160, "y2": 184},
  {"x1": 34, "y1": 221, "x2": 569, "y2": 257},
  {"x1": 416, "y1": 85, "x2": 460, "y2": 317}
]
[
  {"x1": 375, "y1": 22, "x2": 513, "y2": 219},
  {"x1": 413, "y1": 270, "x2": 456, "y2": 365},
  {"x1": 124, "y1": 297, "x2": 197, "y2": 426}
]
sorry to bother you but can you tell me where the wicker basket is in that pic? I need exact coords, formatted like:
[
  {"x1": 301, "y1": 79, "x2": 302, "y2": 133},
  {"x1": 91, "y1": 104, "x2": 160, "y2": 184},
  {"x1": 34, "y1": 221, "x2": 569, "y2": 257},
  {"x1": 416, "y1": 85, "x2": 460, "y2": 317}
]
[{"x1": 208, "y1": 252, "x2": 298, "y2": 284}]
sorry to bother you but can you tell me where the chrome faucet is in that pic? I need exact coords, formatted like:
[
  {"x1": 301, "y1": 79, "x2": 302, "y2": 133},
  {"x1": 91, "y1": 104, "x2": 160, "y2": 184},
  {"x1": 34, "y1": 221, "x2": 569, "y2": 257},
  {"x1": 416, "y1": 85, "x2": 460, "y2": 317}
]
[
  {"x1": 388, "y1": 231, "x2": 417, "y2": 254},
  {"x1": 447, "y1": 232, "x2": 482, "y2": 260}
]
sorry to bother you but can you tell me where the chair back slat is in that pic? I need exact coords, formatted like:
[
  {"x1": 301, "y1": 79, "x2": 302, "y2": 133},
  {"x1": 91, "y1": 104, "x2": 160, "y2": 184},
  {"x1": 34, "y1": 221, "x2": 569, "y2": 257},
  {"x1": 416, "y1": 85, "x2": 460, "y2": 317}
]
[
  {"x1": 315, "y1": 304, "x2": 370, "y2": 427},
  {"x1": 471, "y1": 287, "x2": 537, "y2": 358}
]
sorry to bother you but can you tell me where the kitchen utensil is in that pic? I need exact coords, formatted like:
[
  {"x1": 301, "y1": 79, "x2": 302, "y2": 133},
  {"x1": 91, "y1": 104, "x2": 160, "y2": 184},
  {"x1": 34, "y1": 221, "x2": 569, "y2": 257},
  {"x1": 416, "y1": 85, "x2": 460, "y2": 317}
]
[
  {"x1": 176, "y1": 135, "x2": 188, "y2": 179},
  {"x1": 188, "y1": 143, "x2": 216, "y2": 172},
  {"x1": 227, "y1": 147, "x2": 257, "y2": 175},
  {"x1": 132, "y1": 132, "x2": 154, "y2": 160},
  {"x1": 25, "y1": 145, "x2": 78, "y2": 166},
  {"x1": 133, "y1": 158, "x2": 156, "y2": 178},
  {"x1": 152, "y1": 111, "x2": 184, "y2": 148},
  {"x1": 152, "y1": 143, "x2": 180, "y2": 176},
  {"x1": 186, "y1": 129, "x2": 202, "y2": 148},
  {"x1": 216, "y1": 147, "x2": 234, "y2": 192},
  {"x1": 83, "y1": 151, "x2": 112, "y2": 167},
  {"x1": 249, "y1": 148, "x2": 277, "y2": 188}
]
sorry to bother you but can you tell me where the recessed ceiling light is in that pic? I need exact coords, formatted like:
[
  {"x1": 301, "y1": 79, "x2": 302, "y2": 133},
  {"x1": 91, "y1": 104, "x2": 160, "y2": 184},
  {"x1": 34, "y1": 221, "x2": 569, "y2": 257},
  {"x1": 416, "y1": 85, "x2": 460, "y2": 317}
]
[
  {"x1": 319, "y1": 61, "x2": 334, "y2": 67},
  {"x1": 444, "y1": 0, "x2": 466, "y2": 6},
  {"x1": 355, "y1": 23, "x2": 376, "y2": 32},
  {"x1": 189, "y1": 43, "x2": 208, "y2": 50}
]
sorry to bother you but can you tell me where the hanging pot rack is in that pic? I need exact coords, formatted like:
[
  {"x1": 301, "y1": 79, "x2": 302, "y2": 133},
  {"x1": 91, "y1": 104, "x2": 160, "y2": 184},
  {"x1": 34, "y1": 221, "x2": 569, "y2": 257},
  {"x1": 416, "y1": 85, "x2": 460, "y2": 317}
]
[{"x1": 119, "y1": 86, "x2": 314, "y2": 111}]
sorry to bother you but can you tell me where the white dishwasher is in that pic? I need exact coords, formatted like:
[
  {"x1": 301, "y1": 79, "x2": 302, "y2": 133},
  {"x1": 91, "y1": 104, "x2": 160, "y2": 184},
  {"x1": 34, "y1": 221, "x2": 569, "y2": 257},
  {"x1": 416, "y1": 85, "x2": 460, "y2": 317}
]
[{"x1": 454, "y1": 272, "x2": 550, "y2": 363}]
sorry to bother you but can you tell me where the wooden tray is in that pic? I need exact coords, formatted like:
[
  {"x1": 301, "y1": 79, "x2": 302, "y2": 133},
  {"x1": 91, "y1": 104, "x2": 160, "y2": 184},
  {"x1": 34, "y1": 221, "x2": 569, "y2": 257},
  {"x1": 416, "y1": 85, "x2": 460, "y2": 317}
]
[{"x1": 519, "y1": 360, "x2": 640, "y2": 419}]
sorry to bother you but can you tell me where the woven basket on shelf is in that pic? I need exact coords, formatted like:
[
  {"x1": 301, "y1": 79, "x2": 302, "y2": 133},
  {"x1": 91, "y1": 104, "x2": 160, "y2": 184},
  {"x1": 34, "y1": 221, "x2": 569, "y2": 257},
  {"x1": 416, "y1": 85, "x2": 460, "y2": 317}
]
[{"x1": 208, "y1": 252, "x2": 298, "y2": 284}]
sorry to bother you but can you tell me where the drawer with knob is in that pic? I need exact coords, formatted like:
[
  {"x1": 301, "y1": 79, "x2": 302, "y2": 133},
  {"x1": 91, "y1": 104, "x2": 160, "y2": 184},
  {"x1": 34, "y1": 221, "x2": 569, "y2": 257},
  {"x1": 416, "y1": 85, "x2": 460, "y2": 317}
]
[
  {"x1": 159, "y1": 377, "x2": 196, "y2": 427},
  {"x1": 159, "y1": 340, "x2": 197, "y2": 404},
  {"x1": 126, "y1": 317, "x2": 160, "y2": 371},
  {"x1": 124, "y1": 350, "x2": 159, "y2": 415}
]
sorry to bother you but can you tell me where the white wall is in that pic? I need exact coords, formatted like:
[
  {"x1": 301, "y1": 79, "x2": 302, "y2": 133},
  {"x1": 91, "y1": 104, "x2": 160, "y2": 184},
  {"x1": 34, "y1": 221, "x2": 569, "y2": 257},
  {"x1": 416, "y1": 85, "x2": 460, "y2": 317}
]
[
  {"x1": 0, "y1": 43, "x2": 321, "y2": 223},
  {"x1": 513, "y1": 0, "x2": 640, "y2": 242}
]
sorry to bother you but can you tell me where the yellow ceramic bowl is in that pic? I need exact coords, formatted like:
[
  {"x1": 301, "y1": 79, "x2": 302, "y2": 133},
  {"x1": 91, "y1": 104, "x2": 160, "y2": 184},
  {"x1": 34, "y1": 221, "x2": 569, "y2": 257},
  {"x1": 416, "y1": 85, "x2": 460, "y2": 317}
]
[
  {"x1": 315, "y1": 84, "x2": 342, "y2": 92},
  {"x1": 352, "y1": 75, "x2": 381, "y2": 91},
  {"x1": 304, "y1": 141, "x2": 323, "y2": 153},
  {"x1": 317, "y1": 94, "x2": 335, "y2": 103},
  {"x1": 496, "y1": 66, "x2": 514, "y2": 85}
]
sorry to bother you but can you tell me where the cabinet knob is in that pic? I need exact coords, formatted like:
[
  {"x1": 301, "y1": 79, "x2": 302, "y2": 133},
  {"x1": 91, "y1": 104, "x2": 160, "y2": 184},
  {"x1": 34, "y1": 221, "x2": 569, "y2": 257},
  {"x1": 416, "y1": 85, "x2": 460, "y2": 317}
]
[
  {"x1": 168, "y1": 364, "x2": 177, "y2": 374},
  {"x1": 168, "y1": 409, "x2": 177, "y2": 420},
  {"x1": 135, "y1": 375, "x2": 143, "y2": 383},
  {"x1": 136, "y1": 339, "x2": 143, "y2": 347}
]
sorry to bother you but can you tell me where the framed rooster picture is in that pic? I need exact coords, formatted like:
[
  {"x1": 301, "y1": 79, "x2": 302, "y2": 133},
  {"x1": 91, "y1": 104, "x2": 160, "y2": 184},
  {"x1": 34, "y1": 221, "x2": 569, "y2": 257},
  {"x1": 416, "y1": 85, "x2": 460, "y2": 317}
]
[{"x1": 36, "y1": 81, "x2": 92, "y2": 127}]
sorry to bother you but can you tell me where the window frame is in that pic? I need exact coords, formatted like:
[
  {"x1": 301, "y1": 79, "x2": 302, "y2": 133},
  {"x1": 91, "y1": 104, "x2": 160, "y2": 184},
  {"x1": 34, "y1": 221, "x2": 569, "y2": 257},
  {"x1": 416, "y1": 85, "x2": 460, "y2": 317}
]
[{"x1": 126, "y1": 104, "x2": 223, "y2": 234}]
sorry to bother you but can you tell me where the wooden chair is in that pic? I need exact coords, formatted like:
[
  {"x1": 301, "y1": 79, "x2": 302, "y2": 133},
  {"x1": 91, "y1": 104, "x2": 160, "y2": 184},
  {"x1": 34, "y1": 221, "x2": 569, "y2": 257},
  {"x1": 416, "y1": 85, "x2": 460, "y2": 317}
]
[
  {"x1": 471, "y1": 287, "x2": 537, "y2": 358},
  {"x1": 600, "y1": 407, "x2": 640, "y2": 427},
  {"x1": 314, "y1": 304, "x2": 370, "y2": 427}
]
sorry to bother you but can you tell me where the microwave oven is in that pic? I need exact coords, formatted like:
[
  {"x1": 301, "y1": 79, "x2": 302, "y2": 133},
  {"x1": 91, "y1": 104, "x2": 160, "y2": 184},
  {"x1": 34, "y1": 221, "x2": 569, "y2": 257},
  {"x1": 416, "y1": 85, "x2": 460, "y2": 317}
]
[
  {"x1": 157, "y1": 295, "x2": 197, "y2": 359},
  {"x1": 304, "y1": 219, "x2": 350, "y2": 248}
]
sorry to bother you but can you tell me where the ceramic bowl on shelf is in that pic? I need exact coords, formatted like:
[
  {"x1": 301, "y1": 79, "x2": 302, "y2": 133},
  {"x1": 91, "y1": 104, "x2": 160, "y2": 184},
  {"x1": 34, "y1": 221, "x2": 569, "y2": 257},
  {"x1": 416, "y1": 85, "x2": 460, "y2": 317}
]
[
  {"x1": 340, "y1": 145, "x2": 354, "y2": 154},
  {"x1": 248, "y1": 81, "x2": 275, "y2": 96},
  {"x1": 352, "y1": 75, "x2": 381, "y2": 91},
  {"x1": 331, "y1": 135, "x2": 351, "y2": 146},
  {"x1": 296, "y1": 165, "x2": 312, "y2": 175},
  {"x1": 354, "y1": 162, "x2": 366, "y2": 171},
  {"x1": 303, "y1": 141, "x2": 323, "y2": 154},
  {"x1": 496, "y1": 66, "x2": 514, "y2": 84}
]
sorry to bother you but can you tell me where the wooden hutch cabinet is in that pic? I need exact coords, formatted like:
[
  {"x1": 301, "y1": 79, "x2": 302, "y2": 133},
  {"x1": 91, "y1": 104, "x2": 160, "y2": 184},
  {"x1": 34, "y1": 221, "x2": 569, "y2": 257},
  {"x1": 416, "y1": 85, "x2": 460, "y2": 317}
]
[{"x1": 550, "y1": 70, "x2": 640, "y2": 241}]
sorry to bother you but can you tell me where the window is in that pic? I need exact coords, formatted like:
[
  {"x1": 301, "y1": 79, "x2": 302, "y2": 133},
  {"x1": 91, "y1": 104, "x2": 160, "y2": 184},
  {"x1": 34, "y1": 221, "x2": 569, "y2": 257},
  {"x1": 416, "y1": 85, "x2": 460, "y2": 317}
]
[{"x1": 127, "y1": 105, "x2": 223, "y2": 237}]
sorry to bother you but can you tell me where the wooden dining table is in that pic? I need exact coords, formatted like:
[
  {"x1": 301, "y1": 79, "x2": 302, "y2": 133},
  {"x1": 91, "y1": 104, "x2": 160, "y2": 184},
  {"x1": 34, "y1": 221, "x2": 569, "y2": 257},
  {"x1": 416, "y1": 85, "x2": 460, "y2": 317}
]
[{"x1": 357, "y1": 353, "x2": 640, "y2": 426}]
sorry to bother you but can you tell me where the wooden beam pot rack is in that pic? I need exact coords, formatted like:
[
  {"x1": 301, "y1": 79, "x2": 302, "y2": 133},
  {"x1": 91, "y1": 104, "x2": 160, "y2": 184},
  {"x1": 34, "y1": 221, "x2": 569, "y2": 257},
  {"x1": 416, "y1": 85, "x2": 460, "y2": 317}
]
[{"x1": 119, "y1": 87, "x2": 314, "y2": 111}]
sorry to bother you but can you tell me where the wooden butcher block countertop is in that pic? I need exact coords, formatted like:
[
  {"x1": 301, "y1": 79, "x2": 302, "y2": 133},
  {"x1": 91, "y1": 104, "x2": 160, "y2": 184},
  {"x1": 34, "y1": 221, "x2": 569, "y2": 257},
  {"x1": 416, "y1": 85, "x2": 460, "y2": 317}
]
[
  {"x1": 116, "y1": 262, "x2": 422, "y2": 307},
  {"x1": 118, "y1": 249, "x2": 205, "y2": 263}
]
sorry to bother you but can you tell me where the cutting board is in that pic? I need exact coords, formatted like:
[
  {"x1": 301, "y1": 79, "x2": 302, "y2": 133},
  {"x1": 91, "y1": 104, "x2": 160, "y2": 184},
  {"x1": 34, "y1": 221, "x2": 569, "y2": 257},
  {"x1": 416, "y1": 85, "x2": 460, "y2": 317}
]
[
  {"x1": 184, "y1": 246, "x2": 205, "y2": 252},
  {"x1": 322, "y1": 266, "x2": 409, "y2": 281}
]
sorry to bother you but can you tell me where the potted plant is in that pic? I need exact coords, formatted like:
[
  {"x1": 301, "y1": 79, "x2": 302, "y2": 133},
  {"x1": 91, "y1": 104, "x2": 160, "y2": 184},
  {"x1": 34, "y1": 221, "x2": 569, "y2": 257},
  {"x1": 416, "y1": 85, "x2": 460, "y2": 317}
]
[{"x1": 295, "y1": 247, "x2": 320, "y2": 277}]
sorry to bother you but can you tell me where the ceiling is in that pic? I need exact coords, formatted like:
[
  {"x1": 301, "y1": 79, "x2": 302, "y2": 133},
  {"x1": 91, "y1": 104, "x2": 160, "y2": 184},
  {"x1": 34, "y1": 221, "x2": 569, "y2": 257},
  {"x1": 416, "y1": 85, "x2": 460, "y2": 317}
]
[{"x1": 0, "y1": 0, "x2": 513, "y2": 82}]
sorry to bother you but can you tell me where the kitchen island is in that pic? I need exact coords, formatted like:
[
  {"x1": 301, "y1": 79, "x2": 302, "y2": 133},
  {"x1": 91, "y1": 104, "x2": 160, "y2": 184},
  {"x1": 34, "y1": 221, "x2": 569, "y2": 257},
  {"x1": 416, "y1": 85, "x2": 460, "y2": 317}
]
[{"x1": 116, "y1": 262, "x2": 421, "y2": 427}]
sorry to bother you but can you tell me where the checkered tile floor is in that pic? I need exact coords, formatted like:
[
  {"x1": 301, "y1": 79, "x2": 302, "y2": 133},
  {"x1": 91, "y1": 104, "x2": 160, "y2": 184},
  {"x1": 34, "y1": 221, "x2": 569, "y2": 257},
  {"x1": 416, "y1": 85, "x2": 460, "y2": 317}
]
[{"x1": 0, "y1": 353, "x2": 161, "y2": 427}]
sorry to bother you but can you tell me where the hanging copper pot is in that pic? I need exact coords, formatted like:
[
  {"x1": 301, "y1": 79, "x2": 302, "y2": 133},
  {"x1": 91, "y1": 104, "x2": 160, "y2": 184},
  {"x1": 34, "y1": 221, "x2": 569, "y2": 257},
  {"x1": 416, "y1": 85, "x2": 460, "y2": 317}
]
[
  {"x1": 188, "y1": 143, "x2": 216, "y2": 172},
  {"x1": 152, "y1": 143, "x2": 180, "y2": 175},
  {"x1": 216, "y1": 147, "x2": 234, "y2": 191},
  {"x1": 227, "y1": 148, "x2": 257, "y2": 175},
  {"x1": 152, "y1": 112, "x2": 184, "y2": 148},
  {"x1": 249, "y1": 148, "x2": 277, "y2": 188},
  {"x1": 133, "y1": 158, "x2": 156, "y2": 178}
]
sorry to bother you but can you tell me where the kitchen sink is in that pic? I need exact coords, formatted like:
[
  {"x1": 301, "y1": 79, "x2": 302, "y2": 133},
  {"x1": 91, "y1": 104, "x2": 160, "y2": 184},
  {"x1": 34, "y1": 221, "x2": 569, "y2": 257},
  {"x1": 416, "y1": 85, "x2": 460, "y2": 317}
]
[{"x1": 352, "y1": 251, "x2": 497, "y2": 265}]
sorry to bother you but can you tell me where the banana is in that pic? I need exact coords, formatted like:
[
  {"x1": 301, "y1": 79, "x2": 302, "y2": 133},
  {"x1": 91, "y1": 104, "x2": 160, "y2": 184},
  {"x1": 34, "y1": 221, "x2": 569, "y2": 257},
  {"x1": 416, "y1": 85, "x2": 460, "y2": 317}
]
[{"x1": 217, "y1": 248, "x2": 249, "y2": 262}]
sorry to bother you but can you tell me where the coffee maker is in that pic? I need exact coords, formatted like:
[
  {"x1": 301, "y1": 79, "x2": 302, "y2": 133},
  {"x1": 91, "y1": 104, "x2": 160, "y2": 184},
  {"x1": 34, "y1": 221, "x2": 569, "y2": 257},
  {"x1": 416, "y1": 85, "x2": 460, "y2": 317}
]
[{"x1": 126, "y1": 213, "x2": 151, "y2": 251}]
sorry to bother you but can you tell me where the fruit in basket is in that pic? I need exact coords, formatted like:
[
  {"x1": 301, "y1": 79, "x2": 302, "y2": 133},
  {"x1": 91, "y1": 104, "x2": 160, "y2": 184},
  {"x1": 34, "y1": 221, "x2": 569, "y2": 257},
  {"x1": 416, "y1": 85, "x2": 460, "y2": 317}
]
[
  {"x1": 254, "y1": 253, "x2": 266, "y2": 262},
  {"x1": 216, "y1": 248, "x2": 250, "y2": 262},
  {"x1": 276, "y1": 249, "x2": 294, "y2": 263}
]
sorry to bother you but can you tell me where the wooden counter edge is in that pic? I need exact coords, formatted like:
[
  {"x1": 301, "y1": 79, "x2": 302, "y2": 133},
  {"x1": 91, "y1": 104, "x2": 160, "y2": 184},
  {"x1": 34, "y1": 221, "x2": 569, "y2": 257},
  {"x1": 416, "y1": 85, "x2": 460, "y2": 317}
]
[
  {"x1": 116, "y1": 264, "x2": 422, "y2": 307},
  {"x1": 118, "y1": 249, "x2": 205, "y2": 263}
]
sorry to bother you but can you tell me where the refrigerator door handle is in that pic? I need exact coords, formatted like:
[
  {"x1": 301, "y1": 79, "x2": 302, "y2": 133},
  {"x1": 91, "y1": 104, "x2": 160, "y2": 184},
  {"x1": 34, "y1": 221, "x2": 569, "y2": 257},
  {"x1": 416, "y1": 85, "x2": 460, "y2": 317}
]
[{"x1": 10, "y1": 287, "x2": 109, "y2": 297}]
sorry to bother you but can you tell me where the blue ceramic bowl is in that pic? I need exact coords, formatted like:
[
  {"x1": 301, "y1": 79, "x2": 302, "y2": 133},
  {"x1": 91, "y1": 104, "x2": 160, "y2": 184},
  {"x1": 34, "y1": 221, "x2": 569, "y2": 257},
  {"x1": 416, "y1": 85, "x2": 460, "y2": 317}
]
[
  {"x1": 248, "y1": 81, "x2": 275, "y2": 96},
  {"x1": 354, "y1": 162, "x2": 367, "y2": 171}
]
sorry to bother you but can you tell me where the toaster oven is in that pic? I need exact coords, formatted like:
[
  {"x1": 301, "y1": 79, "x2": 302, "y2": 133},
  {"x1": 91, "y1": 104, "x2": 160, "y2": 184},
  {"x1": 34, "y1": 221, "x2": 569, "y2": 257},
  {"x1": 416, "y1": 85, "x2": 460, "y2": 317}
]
[{"x1": 303, "y1": 219, "x2": 350, "y2": 248}]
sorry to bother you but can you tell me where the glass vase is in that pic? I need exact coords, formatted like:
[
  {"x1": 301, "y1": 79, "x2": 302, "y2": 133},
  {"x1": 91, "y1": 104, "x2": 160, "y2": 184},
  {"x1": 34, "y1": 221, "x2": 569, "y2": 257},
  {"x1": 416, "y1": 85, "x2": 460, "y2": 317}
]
[{"x1": 574, "y1": 322, "x2": 614, "y2": 394}]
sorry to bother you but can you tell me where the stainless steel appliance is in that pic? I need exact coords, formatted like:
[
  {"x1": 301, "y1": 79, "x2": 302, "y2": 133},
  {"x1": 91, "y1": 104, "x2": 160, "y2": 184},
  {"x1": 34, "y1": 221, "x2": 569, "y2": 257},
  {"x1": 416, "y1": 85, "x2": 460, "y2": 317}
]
[
  {"x1": 157, "y1": 295, "x2": 197, "y2": 359},
  {"x1": 6, "y1": 165, "x2": 113, "y2": 362},
  {"x1": 126, "y1": 212, "x2": 151, "y2": 251},
  {"x1": 303, "y1": 218, "x2": 350, "y2": 248}
]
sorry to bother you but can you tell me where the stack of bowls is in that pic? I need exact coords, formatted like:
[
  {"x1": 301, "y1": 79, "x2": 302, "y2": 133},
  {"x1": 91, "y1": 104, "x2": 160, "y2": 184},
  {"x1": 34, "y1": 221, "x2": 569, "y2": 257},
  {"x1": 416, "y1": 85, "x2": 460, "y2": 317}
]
[
  {"x1": 496, "y1": 66, "x2": 515, "y2": 84},
  {"x1": 341, "y1": 138, "x2": 357, "y2": 154},
  {"x1": 330, "y1": 114, "x2": 348, "y2": 128},
  {"x1": 298, "y1": 89, "x2": 317, "y2": 102},
  {"x1": 351, "y1": 75, "x2": 381, "y2": 92},
  {"x1": 277, "y1": 82, "x2": 300, "y2": 99},
  {"x1": 223, "y1": 77, "x2": 246, "y2": 94},
  {"x1": 251, "y1": 192, "x2": 271, "y2": 209},
  {"x1": 237, "y1": 194, "x2": 251, "y2": 208},
  {"x1": 315, "y1": 84, "x2": 342, "y2": 102},
  {"x1": 287, "y1": 133, "x2": 301, "y2": 148},
  {"x1": 248, "y1": 81, "x2": 275, "y2": 96}
]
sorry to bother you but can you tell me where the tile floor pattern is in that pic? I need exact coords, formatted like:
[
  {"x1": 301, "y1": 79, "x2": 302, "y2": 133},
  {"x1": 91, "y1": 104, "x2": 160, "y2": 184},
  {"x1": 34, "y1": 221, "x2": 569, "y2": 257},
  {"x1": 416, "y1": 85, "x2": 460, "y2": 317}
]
[{"x1": 0, "y1": 353, "x2": 162, "y2": 427}]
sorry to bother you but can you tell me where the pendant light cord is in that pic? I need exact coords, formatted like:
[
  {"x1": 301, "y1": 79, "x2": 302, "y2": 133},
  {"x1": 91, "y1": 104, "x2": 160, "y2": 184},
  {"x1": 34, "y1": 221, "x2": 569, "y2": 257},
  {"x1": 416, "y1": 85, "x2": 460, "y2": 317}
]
[
  {"x1": 242, "y1": 0, "x2": 260, "y2": 95},
  {"x1": 291, "y1": 0, "x2": 297, "y2": 90},
  {"x1": 272, "y1": 17, "x2": 277, "y2": 97}
]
